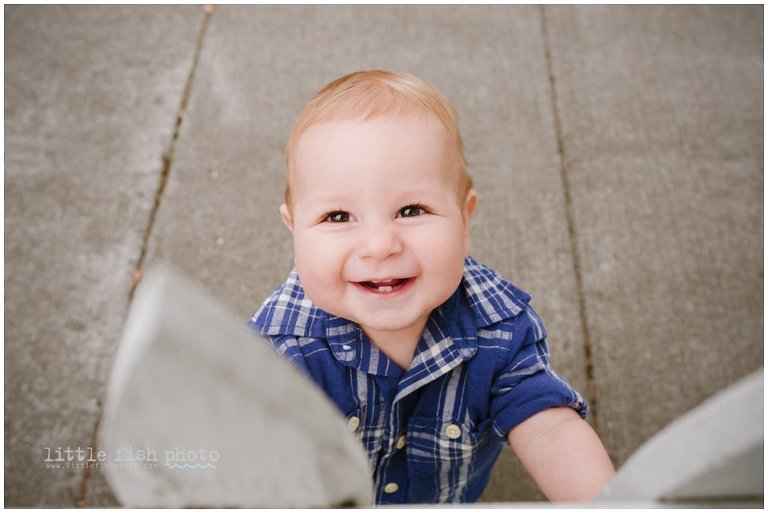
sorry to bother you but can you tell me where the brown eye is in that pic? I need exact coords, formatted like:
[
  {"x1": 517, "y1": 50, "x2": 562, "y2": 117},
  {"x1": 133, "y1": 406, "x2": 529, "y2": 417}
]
[
  {"x1": 326, "y1": 211, "x2": 350, "y2": 223},
  {"x1": 398, "y1": 205, "x2": 424, "y2": 218}
]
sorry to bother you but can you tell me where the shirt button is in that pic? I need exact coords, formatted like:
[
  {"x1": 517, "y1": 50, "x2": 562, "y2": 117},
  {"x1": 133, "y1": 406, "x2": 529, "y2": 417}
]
[
  {"x1": 395, "y1": 434, "x2": 407, "y2": 450},
  {"x1": 383, "y1": 482, "x2": 399, "y2": 494},
  {"x1": 347, "y1": 416, "x2": 360, "y2": 432},
  {"x1": 445, "y1": 424, "x2": 462, "y2": 439}
]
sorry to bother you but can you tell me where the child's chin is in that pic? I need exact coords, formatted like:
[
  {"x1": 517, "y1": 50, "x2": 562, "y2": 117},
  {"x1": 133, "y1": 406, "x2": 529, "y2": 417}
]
[{"x1": 358, "y1": 315, "x2": 421, "y2": 333}]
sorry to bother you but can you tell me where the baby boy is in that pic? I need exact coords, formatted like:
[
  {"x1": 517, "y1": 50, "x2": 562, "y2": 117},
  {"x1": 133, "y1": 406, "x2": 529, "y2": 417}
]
[{"x1": 248, "y1": 70, "x2": 614, "y2": 504}]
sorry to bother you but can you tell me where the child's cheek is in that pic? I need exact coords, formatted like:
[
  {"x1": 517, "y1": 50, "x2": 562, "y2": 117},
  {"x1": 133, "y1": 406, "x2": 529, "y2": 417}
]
[
  {"x1": 294, "y1": 231, "x2": 345, "y2": 281},
  {"x1": 415, "y1": 221, "x2": 465, "y2": 258}
]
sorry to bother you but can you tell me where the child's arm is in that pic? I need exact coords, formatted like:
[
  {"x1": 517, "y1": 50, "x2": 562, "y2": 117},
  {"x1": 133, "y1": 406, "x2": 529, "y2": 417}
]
[{"x1": 508, "y1": 407, "x2": 615, "y2": 502}]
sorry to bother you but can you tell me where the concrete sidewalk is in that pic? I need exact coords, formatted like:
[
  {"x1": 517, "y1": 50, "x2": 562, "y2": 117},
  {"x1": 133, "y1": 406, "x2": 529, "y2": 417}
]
[{"x1": 5, "y1": 5, "x2": 763, "y2": 506}]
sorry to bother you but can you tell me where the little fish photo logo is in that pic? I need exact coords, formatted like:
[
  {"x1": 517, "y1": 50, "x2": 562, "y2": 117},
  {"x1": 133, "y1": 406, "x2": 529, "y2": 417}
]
[
  {"x1": 43, "y1": 446, "x2": 219, "y2": 471},
  {"x1": 163, "y1": 447, "x2": 219, "y2": 470}
]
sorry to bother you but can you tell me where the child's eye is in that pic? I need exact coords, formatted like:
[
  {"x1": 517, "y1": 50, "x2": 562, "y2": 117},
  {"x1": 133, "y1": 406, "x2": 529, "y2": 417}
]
[
  {"x1": 398, "y1": 204, "x2": 426, "y2": 218},
  {"x1": 324, "y1": 210, "x2": 351, "y2": 223}
]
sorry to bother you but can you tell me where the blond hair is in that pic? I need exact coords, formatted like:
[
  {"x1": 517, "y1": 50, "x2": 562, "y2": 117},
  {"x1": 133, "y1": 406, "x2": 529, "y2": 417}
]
[{"x1": 284, "y1": 70, "x2": 472, "y2": 208}]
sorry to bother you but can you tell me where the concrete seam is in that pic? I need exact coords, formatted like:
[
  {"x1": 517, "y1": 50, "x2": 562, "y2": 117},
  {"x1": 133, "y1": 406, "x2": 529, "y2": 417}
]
[
  {"x1": 77, "y1": 6, "x2": 214, "y2": 507},
  {"x1": 129, "y1": 6, "x2": 214, "y2": 301},
  {"x1": 538, "y1": 5, "x2": 600, "y2": 432}
]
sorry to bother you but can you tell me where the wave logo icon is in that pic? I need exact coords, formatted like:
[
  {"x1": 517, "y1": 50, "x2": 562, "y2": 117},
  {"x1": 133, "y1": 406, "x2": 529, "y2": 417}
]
[{"x1": 165, "y1": 462, "x2": 217, "y2": 470}]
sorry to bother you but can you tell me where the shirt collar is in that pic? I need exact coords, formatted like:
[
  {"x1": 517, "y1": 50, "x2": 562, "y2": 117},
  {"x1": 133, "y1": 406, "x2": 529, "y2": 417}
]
[
  {"x1": 250, "y1": 256, "x2": 531, "y2": 372},
  {"x1": 461, "y1": 255, "x2": 531, "y2": 327}
]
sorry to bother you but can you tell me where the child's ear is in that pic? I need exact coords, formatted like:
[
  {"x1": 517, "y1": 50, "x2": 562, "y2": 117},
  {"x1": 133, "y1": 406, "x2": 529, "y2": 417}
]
[
  {"x1": 279, "y1": 204, "x2": 294, "y2": 233},
  {"x1": 462, "y1": 189, "x2": 478, "y2": 255},
  {"x1": 463, "y1": 188, "x2": 478, "y2": 220}
]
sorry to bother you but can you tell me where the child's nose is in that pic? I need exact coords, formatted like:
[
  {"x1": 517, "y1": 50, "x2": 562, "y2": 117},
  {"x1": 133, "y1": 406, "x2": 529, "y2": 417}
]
[{"x1": 357, "y1": 222, "x2": 403, "y2": 261}]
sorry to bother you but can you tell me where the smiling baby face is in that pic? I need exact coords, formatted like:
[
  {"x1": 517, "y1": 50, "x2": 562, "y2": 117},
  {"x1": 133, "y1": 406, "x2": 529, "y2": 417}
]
[{"x1": 280, "y1": 111, "x2": 477, "y2": 343}]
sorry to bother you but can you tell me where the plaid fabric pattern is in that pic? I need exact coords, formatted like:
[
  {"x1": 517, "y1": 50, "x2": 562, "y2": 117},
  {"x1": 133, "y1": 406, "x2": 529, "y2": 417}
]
[{"x1": 248, "y1": 256, "x2": 587, "y2": 504}]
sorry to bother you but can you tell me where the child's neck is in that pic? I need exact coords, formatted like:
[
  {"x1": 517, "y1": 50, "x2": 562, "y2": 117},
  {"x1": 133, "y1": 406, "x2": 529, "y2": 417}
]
[{"x1": 362, "y1": 316, "x2": 428, "y2": 371}]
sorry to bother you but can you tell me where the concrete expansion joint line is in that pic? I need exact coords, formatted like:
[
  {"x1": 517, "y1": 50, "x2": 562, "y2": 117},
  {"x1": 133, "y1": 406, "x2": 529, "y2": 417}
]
[
  {"x1": 128, "y1": 6, "x2": 214, "y2": 302},
  {"x1": 538, "y1": 5, "x2": 600, "y2": 433},
  {"x1": 77, "y1": 6, "x2": 214, "y2": 508}
]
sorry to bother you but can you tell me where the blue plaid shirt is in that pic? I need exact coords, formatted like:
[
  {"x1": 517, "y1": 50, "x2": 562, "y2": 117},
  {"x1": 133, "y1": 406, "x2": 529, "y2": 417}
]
[{"x1": 248, "y1": 256, "x2": 587, "y2": 504}]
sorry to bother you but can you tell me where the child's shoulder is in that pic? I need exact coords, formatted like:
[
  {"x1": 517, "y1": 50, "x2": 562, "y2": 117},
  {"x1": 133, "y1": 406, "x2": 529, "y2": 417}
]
[{"x1": 247, "y1": 268, "x2": 327, "y2": 338}]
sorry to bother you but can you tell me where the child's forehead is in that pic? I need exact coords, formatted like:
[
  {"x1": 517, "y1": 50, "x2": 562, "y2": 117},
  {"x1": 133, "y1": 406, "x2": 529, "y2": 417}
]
[
  {"x1": 285, "y1": 111, "x2": 467, "y2": 210},
  {"x1": 294, "y1": 112, "x2": 449, "y2": 164},
  {"x1": 303, "y1": 110, "x2": 446, "y2": 142}
]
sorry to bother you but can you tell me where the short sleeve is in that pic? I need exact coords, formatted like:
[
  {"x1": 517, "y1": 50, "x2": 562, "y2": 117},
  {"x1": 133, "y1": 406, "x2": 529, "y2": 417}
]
[{"x1": 489, "y1": 307, "x2": 588, "y2": 442}]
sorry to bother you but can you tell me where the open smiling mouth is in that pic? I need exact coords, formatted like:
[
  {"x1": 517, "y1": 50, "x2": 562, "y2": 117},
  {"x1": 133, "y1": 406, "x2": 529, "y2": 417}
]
[{"x1": 355, "y1": 277, "x2": 414, "y2": 294}]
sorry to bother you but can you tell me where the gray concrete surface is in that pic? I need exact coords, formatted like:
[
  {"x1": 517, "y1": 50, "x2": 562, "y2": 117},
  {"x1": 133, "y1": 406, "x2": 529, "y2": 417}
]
[
  {"x1": 5, "y1": 5, "x2": 203, "y2": 506},
  {"x1": 4, "y1": 5, "x2": 763, "y2": 506},
  {"x1": 545, "y1": 4, "x2": 764, "y2": 465}
]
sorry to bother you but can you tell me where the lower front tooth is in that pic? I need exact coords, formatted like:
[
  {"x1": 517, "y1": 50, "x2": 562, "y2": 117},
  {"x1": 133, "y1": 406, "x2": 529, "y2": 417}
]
[{"x1": 378, "y1": 285, "x2": 393, "y2": 292}]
